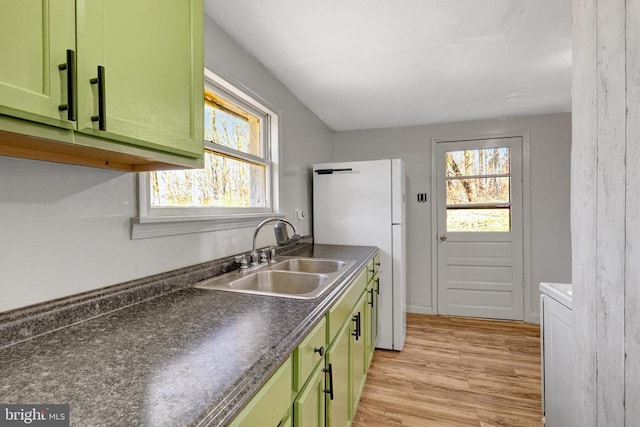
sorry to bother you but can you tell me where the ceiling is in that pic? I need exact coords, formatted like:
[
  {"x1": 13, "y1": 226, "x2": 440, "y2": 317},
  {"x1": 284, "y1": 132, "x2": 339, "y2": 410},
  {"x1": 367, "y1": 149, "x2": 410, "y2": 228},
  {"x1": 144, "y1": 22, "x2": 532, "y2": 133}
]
[{"x1": 204, "y1": 0, "x2": 572, "y2": 132}]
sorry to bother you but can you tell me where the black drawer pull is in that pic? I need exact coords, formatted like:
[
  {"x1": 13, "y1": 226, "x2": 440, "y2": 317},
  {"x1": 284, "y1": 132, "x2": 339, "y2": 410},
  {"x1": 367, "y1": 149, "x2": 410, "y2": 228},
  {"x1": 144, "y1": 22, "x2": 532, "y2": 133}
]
[
  {"x1": 375, "y1": 278, "x2": 380, "y2": 295},
  {"x1": 368, "y1": 289, "x2": 374, "y2": 307},
  {"x1": 352, "y1": 312, "x2": 361, "y2": 340},
  {"x1": 313, "y1": 346, "x2": 324, "y2": 357}
]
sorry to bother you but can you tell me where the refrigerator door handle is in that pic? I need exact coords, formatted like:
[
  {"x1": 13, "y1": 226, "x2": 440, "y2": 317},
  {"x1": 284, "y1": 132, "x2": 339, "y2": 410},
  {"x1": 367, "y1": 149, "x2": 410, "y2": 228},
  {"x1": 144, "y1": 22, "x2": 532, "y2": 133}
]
[{"x1": 314, "y1": 168, "x2": 353, "y2": 175}]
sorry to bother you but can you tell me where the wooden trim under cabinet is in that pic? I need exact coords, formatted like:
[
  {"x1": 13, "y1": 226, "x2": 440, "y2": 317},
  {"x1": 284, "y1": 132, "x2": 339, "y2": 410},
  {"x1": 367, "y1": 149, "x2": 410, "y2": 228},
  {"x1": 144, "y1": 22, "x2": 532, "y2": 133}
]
[{"x1": 0, "y1": 127, "x2": 203, "y2": 172}]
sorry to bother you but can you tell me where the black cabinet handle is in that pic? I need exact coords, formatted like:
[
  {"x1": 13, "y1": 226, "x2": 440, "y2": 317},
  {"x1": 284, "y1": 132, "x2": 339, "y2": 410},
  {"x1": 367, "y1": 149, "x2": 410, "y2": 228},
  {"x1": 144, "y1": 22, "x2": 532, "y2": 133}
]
[
  {"x1": 368, "y1": 268, "x2": 375, "y2": 273},
  {"x1": 323, "y1": 363, "x2": 334, "y2": 400},
  {"x1": 375, "y1": 278, "x2": 380, "y2": 295},
  {"x1": 376, "y1": 262, "x2": 381, "y2": 266},
  {"x1": 368, "y1": 289, "x2": 374, "y2": 307},
  {"x1": 351, "y1": 314, "x2": 358, "y2": 340},
  {"x1": 58, "y1": 49, "x2": 76, "y2": 121},
  {"x1": 313, "y1": 346, "x2": 324, "y2": 357},
  {"x1": 90, "y1": 65, "x2": 106, "y2": 130},
  {"x1": 352, "y1": 312, "x2": 361, "y2": 340}
]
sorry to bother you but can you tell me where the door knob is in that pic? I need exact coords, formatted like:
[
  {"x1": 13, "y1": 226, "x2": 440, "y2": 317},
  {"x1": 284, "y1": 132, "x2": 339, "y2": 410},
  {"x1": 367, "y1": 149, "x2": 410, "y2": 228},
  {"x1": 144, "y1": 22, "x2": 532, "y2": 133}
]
[{"x1": 439, "y1": 234, "x2": 447, "y2": 241}]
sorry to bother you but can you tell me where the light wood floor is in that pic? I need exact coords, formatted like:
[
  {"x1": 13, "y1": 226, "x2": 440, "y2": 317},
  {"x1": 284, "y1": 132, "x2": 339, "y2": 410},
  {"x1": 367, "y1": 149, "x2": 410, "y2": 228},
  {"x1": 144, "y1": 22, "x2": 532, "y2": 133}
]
[{"x1": 353, "y1": 314, "x2": 542, "y2": 427}]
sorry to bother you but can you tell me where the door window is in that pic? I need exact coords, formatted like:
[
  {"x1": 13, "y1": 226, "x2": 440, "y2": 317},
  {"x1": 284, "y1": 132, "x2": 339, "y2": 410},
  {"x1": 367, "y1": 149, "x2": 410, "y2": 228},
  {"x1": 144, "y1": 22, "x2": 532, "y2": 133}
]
[{"x1": 445, "y1": 147, "x2": 511, "y2": 232}]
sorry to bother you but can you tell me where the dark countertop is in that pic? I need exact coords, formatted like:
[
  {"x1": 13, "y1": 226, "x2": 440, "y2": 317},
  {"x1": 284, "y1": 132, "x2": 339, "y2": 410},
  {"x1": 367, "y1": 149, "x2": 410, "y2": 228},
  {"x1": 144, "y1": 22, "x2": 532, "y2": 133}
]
[{"x1": 0, "y1": 244, "x2": 376, "y2": 427}]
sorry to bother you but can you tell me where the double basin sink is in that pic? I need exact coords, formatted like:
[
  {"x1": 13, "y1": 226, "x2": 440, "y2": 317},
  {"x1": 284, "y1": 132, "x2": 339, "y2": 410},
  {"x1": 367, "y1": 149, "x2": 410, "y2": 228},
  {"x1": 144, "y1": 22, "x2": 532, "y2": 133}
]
[{"x1": 194, "y1": 257, "x2": 356, "y2": 299}]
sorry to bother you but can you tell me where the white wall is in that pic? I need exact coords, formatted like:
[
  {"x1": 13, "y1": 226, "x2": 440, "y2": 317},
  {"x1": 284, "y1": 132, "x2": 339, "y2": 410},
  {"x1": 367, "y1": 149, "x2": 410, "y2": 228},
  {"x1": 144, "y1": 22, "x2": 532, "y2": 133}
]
[
  {"x1": 0, "y1": 17, "x2": 334, "y2": 313},
  {"x1": 332, "y1": 113, "x2": 571, "y2": 322}
]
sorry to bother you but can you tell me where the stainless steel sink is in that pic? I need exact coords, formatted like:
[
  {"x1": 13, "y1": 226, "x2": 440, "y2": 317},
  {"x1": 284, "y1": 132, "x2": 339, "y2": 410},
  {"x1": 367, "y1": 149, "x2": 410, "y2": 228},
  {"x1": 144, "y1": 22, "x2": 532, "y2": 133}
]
[
  {"x1": 270, "y1": 258, "x2": 348, "y2": 274},
  {"x1": 194, "y1": 257, "x2": 355, "y2": 299},
  {"x1": 231, "y1": 270, "x2": 328, "y2": 293}
]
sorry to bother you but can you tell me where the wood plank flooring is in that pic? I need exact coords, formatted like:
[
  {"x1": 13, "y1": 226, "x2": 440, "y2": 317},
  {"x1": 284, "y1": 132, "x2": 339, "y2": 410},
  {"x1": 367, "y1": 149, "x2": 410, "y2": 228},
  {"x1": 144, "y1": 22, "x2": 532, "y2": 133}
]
[{"x1": 352, "y1": 314, "x2": 542, "y2": 427}]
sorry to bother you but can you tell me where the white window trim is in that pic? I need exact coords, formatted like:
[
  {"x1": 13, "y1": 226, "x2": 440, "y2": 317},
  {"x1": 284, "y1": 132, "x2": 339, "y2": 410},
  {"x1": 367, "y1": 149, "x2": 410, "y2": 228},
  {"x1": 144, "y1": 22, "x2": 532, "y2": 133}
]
[{"x1": 131, "y1": 69, "x2": 282, "y2": 240}]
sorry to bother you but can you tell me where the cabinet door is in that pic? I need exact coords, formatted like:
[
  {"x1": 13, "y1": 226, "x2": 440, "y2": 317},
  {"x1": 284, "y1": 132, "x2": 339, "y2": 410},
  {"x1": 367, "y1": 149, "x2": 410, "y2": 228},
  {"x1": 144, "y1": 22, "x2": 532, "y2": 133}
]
[
  {"x1": 326, "y1": 324, "x2": 350, "y2": 427},
  {"x1": 372, "y1": 277, "x2": 379, "y2": 348},
  {"x1": 76, "y1": 0, "x2": 203, "y2": 158},
  {"x1": 229, "y1": 357, "x2": 293, "y2": 427},
  {"x1": 293, "y1": 364, "x2": 326, "y2": 427},
  {"x1": 364, "y1": 283, "x2": 376, "y2": 365},
  {"x1": 350, "y1": 296, "x2": 366, "y2": 416},
  {"x1": 365, "y1": 276, "x2": 380, "y2": 364},
  {"x1": 0, "y1": 0, "x2": 76, "y2": 129}
]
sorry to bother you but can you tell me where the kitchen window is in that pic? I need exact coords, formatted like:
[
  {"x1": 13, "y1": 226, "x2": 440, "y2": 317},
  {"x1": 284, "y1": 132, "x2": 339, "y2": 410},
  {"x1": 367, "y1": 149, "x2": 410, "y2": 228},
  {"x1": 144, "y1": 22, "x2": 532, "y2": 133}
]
[{"x1": 132, "y1": 69, "x2": 281, "y2": 239}]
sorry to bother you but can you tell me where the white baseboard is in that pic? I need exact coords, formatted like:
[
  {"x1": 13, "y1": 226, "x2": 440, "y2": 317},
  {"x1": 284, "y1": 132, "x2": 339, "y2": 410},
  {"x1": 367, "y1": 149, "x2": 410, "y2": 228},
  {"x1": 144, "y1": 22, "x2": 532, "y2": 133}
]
[
  {"x1": 406, "y1": 305, "x2": 435, "y2": 315},
  {"x1": 529, "y1": 312, "x2": 541, "y2": 325},
  {"x1": 406, "y1": 306, "x2": 541, "y2": 324}
]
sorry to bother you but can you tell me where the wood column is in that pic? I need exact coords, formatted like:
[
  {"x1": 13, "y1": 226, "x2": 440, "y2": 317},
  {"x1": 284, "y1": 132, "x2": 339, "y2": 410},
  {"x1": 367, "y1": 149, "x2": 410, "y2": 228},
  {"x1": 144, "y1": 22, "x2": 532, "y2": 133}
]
[{"x1": 572, "y1": 0, "x2": 640, "y2": 425}]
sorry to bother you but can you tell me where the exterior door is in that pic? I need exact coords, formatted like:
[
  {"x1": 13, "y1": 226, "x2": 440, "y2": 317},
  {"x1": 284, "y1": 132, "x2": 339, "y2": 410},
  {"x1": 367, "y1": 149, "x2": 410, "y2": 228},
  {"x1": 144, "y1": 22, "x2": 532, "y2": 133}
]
[{"x1": 436, "y1": 137, "x2": 524, "y2": 320}]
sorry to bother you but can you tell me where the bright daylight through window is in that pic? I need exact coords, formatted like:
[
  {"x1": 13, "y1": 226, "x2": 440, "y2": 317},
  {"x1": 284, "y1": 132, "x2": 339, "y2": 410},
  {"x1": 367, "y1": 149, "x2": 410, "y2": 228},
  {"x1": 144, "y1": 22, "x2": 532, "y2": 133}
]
[
  {"x1": 145, "y1": 71, "x2": 278, "y2": 220},
  {"x1": 445, "y1": 147, "x2": 511, "y2": 232}
]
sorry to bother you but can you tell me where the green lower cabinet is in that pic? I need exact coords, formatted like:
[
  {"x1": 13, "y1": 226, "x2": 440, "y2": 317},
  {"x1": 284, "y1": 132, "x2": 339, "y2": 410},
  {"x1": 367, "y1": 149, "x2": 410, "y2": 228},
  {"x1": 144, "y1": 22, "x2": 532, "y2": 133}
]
[
  {"x1": 372, "y1": 277, "x2": 379, "y2": 351},
  {"x1": 350, "y1": 296, "x2": 366, "y2": 416},
  {"x1": 364, "y1": 280, "x2": 378, "y2": 366},
  {"x1": 229, "y1": 357, "x2": 293, "y2": 427},
  {"x1": 326, "y1": 321, "x2": 350, "y2": 427},
  {"x1": 293, "y1": 363, "x2": 326, "y2": 427}
]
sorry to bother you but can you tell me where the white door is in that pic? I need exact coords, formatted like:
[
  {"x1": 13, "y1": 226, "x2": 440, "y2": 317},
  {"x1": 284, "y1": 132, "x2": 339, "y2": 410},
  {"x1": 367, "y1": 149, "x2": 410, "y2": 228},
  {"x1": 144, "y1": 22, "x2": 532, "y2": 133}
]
[{"x1": 436, "y1": 137, "x2": 524, "y2": 320}]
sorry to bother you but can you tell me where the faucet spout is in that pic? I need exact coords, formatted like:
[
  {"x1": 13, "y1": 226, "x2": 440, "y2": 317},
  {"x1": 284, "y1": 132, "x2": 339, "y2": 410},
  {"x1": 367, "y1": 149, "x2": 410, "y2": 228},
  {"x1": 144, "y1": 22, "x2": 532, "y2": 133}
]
[{"x1": 252, "y1": 218, "x2": 299, "y2": 263}]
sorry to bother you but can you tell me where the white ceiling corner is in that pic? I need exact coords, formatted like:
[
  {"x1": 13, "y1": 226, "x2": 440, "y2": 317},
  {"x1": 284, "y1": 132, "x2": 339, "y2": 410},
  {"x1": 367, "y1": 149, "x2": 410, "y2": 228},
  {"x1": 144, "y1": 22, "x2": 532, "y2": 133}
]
[{"x1": 204, "y1": 0, "x2": 572, "y2": 131}]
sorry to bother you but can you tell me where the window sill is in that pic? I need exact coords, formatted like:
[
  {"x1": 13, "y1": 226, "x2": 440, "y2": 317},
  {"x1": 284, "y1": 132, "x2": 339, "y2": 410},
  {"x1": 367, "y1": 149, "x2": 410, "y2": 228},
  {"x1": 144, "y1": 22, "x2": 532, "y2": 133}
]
[{"x1": 130, "y1": 213, "x2": 285, "y2": 240}]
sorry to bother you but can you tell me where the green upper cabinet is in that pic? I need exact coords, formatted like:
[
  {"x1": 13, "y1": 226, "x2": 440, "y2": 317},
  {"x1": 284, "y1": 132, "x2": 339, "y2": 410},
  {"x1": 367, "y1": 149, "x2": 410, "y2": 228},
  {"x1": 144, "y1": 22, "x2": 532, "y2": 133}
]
[
  {"x1": 0, "y1": 0, "x2": 203, "y2": 171},
  {"x1": 0, "y1": 0, "x2": 76, "y2": 129},
  {"x1": 75, "y1": 0, "x2": 204, "y2": 159}
]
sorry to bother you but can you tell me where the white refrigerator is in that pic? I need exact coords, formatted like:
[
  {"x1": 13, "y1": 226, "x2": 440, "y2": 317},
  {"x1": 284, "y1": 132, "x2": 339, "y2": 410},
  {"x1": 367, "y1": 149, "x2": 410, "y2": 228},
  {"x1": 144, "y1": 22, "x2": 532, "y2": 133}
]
[{"x1": 313, "y1": 159, "x2": 406, "y2": 351}]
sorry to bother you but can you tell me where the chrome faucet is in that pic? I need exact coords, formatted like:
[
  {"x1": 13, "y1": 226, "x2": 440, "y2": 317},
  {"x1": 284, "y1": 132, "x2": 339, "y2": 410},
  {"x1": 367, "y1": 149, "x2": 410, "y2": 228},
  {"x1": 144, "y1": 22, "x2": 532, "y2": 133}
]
[{"x1": 251, "y1": 217, "x2": 300, "y2": 265}]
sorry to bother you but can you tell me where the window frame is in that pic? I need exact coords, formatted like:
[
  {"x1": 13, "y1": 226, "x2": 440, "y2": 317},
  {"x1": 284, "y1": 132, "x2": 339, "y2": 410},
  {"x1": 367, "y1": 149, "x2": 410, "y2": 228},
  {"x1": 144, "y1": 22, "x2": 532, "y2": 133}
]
[{"x1": 131, "y1": 69, "x2": 282, "y2": 239}]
